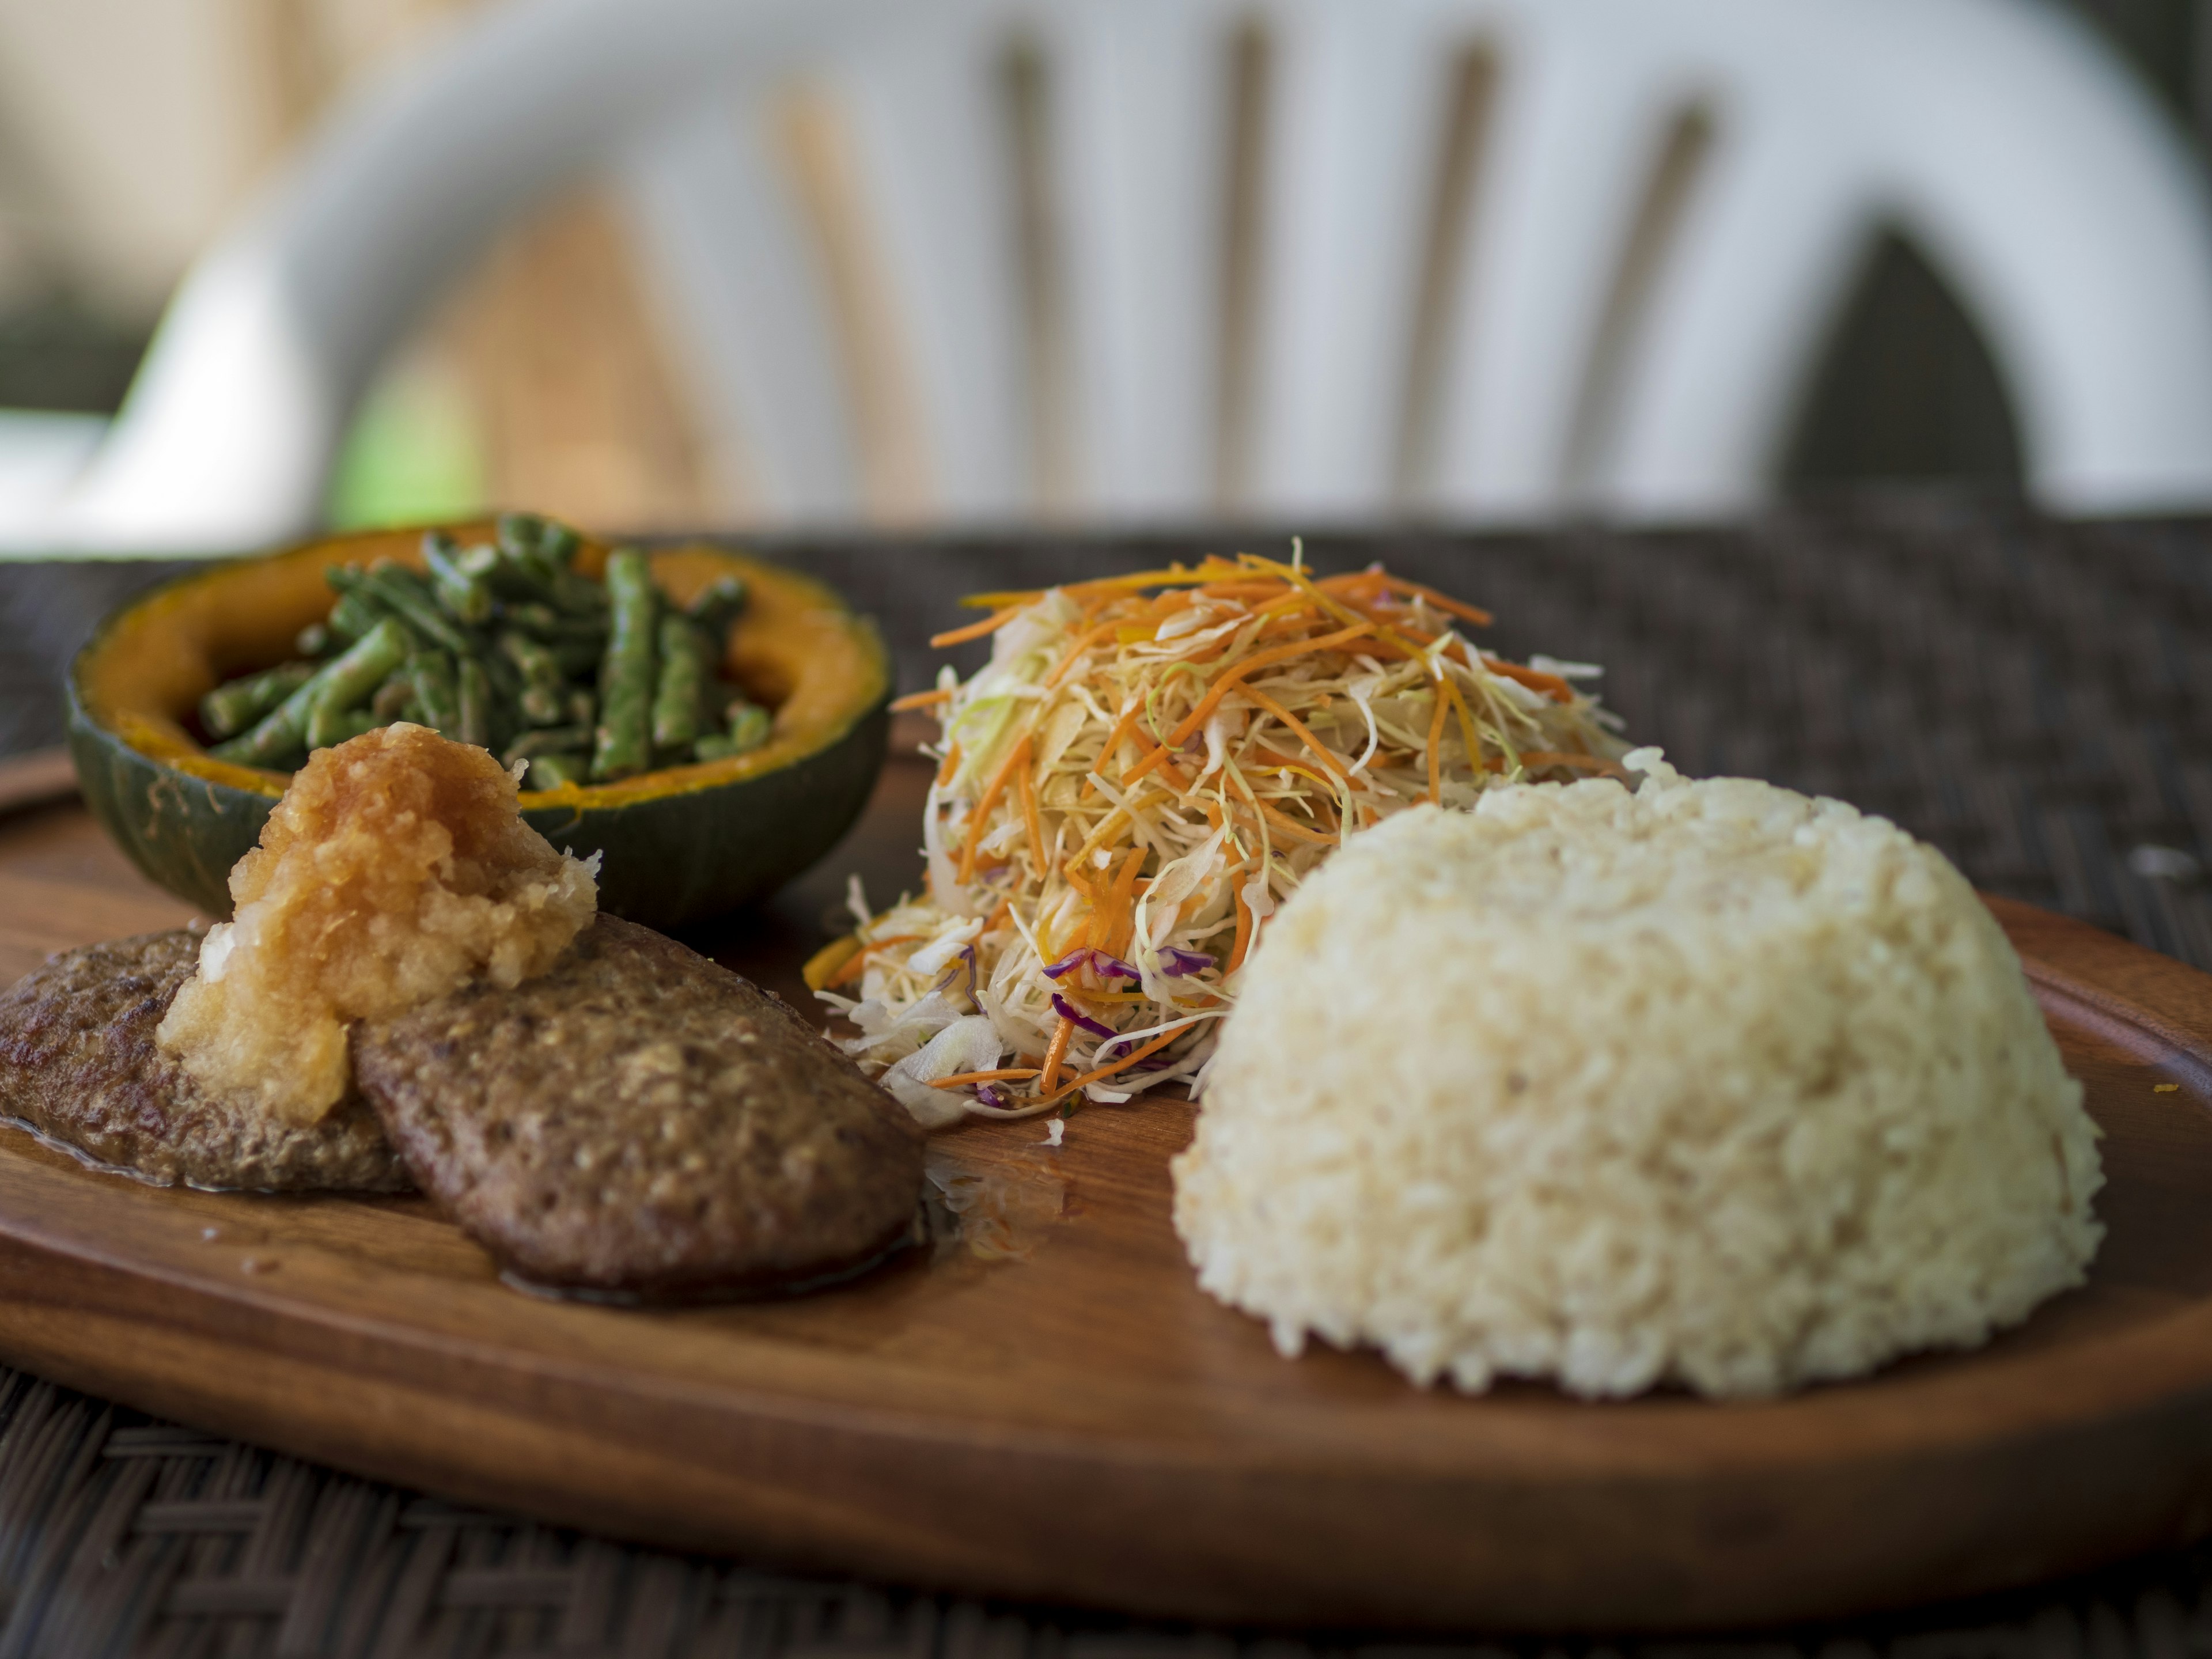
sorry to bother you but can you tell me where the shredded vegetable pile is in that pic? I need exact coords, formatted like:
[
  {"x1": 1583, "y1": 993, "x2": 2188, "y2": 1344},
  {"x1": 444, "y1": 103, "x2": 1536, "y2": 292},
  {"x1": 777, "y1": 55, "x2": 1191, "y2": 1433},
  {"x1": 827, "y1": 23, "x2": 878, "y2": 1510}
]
[{"x1": 806, "y1": 548, "x2": 1628, "y2": 1127}]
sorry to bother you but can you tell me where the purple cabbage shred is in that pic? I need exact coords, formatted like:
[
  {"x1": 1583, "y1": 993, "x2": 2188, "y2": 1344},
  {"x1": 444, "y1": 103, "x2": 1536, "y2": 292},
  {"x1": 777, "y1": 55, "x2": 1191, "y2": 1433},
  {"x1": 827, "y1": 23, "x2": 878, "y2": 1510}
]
[
  {"x1": 1050, "y1": 993, "x2": 1119, "y2": 1041},
  {"x1": 933, "y1": 943, "x2": 980, "y2": 999},
  {"x1": 1157, "y1": 948, "x2": 1215, "y2": 977},
  {"x1": 1043, "y1": 948, "x2": 1140, "y2": 983}
]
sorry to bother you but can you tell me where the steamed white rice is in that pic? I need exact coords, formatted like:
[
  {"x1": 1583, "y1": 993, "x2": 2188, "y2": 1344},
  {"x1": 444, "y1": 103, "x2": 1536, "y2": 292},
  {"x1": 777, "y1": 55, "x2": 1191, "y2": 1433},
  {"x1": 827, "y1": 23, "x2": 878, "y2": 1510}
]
[{"x1": 1171, "y1": 750, "x2": 2104, "y2": 1399}]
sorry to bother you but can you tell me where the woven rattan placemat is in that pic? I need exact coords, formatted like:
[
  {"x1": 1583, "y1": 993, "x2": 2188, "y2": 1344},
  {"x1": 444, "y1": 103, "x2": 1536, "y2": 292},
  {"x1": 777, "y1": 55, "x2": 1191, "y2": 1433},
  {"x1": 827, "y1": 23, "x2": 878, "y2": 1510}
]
[{"x1": 2, "y1": 496, "x2": 2210, "y2": 1656}]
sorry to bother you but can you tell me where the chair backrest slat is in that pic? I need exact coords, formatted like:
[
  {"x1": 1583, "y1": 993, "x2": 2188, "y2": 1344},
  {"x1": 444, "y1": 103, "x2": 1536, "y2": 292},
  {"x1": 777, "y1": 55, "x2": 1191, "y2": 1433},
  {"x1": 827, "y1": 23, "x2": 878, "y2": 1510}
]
[
  {"x1": 622, "y1": 97, "x2": 866, "y2": 521},
  {"x1": 1047, "y1": 0, "x2": 1228, "y2": 519},
  {"x1": 839, "y1": 22, "x2": 1033, "y2": 520},
  {"x1": 1242, "y1": 2, "x2": 1460, "y2": 518}
]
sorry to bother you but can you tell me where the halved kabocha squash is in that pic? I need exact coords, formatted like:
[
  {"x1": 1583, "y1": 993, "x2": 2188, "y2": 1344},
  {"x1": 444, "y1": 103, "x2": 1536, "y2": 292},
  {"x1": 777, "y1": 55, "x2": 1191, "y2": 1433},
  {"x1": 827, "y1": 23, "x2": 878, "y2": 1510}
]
[{"x1": 67, "y1": 521, "x2": 891, "y2": 929}]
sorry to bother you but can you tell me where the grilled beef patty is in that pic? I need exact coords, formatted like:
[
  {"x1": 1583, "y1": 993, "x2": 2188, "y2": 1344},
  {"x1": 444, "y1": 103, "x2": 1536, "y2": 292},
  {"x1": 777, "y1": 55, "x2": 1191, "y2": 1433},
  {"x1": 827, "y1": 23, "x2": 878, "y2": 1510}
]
[
  {"x1": 353, "y1": 915, "x2": 925, "y2": 1297},
  {"x1": 0, "y1": 931, "x2": 409, "y2": 1191}
]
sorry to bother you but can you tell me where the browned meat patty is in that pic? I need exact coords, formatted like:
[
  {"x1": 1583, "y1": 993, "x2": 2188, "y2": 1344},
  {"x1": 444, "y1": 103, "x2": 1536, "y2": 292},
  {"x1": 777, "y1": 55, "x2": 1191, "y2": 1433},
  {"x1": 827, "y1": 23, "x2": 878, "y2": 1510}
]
[
  {"x1": 0, "y1": 931, "x2": 409, "y2": 1192},
  {"x1": 353, "y1": 915, "x2": 926, "y2": 1297}
]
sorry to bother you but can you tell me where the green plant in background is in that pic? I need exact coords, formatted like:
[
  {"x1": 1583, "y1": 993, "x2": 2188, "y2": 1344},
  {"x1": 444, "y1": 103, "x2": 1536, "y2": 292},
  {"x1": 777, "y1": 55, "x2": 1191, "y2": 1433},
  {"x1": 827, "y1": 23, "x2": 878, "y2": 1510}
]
[{"x1": 325, "y1": 358, "x2": 487, "y2": 531}]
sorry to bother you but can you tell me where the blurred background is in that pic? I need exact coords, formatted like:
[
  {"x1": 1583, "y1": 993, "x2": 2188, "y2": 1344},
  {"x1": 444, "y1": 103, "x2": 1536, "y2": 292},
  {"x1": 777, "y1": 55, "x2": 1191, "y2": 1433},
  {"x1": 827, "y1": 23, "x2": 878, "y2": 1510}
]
[
  {"x1": 0, "y1": 0, "x2": 717, "y2": 534},
  {"x1": 0, "y1": 0, "x2": 2203, "y2": 539}
]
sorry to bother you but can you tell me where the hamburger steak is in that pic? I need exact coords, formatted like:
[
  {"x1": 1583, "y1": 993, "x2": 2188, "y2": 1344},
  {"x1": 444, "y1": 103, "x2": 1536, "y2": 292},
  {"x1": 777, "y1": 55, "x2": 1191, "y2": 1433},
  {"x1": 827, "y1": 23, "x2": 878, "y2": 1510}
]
[
  {"x1": 0, "y1": 931, "x2": 408, "y2": 1191},
  {"x1": 353, "y1": 915, "x2": 926, "y2": 1297}
]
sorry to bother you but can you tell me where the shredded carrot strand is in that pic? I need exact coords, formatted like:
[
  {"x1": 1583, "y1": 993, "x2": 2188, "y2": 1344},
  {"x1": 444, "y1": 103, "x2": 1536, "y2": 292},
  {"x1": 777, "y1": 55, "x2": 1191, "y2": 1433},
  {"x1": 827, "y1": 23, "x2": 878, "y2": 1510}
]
[
  {"x1": 1243, "y1": 556, "x2": 1437, "y2": 668},
  {"x1": 1164, "y1": 622, "x2": 1376, "y2": 748},
  {"x1": 929, "y1": 1068, "x2": 1044, "y2": 1090},
  {"x1": 1104, "y1": 846, "x2": 1146, "y2": 958},
  {"x1": 930, "y1": 606, "x2": 1029, "y2": 648},
  {"x1": 1247, "y1": 757, "x2": 1339, "y2": 801},
  {"x1": 1240, "y1": 685, "x2": 1359, "y2": 794},
  {"x1": 824, "y1": 934, "x2": 926, "y2": 990},
  {"x1": 1245, "y1": 795, "x2": 1338, "y2": 846},
  {"x1": 1439, "y1": 672, "x2": 1487, "y2": 775},
  {"x1": 1375, "y1": 576, "x2": 1493, "y2": 628},
  {"x1": 1480, "y1": 656, "x2": 1575, "y2": 702},
  {"x1": 1082, "y1": 698, "x2": 1150, "y2": 797},
  {"x1": 957, "y1": 732, "x2": 1033, "y2": 884},
  {"x1": 1520, "y1": 750, "x2": 1628, "y2": 778},
  {"x1": 1085, "y1": 845, "x2": 1143, "y2": 952},
  {"x1": 1037, "y1": 1026, "x2": 1188, "y2": 1105},
  {"x1": 1044, "y1": 618, "x2": 1124, "y2": 688},
  {"x1": 934, "y1": 741, "x2": 963, "y2": 787},
  {"x1": 1016, "y1": 755, "x2": 1047, "y2": 874},
  {"x1": 1039, "y1": 1017, "x2": 1075, "y2": 1093},
  {"x1": 1065, "y1": 810, "x2": 1128, "y2": 878},
  {"x1": 889, "y1": 687, "x2": 954, "y2": 711},
  {"x1": 964, "y1": 562, "x2": 1239, "y2": 612},
  {"x1": 1227, "y1": 881, "x2": 1256, "y2": 972}
]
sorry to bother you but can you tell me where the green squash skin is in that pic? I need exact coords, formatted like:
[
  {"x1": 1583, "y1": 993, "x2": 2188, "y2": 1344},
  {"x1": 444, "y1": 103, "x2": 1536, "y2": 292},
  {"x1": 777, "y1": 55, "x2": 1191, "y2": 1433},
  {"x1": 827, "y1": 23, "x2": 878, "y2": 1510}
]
[
  {"x1": 67, "y1": 593, "x2": 892, "y2": 930},
  {"x1": 66, "y1": 703, "x2": 270, "y2": 919},
  {"x1": 525, "y1": 698, "x2": 888, "y2": 927}
]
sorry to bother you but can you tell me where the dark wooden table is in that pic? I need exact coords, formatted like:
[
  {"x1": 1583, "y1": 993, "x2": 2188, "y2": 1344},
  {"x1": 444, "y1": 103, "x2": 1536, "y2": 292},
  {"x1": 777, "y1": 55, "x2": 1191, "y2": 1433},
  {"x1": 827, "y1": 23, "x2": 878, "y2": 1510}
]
[{"x1": 2, "y1": 498, "x2": 2210, "y2": 1657}]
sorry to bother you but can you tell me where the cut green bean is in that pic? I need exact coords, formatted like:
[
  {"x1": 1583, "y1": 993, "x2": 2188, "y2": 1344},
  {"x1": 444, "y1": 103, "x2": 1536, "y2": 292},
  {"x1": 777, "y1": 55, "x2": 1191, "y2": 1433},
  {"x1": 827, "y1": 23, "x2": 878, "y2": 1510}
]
[
  {"x1": 547, "y1": 567, "x2": 608, "y2": 618},
  {"x1": 651, "y1": 615, "x2": 706, "y2": 752},
  {"x1": 496, "y1": 513, "x2": 598, "y2": 608},
  {"x1": 687, "y1": 577, "x2": 748, "y2": 645},
  {"x1": 210, "y1": 722, "x2": 305, "y2": 771},
  {"x1": 550, "y1": 637, "x2": 604, "y2": 677},
  {"x1": 200, "y1": 662, "x2": 313, "y2": 740},
  {"x1": 497, "y1": 512, "x2": 550, "y2": 562},
  {"x1": 457, "y1": 657, "x2": 495, "y2": 749},
  {"x1": 536, "y1": 520, "x2": 581, "y2": 569},
  {"x1": 692, "y1": 734, "x2": 736, "y2": 763},
  {"x1": 476, "y1": 640, "x2": 519, "y2": 704},
  {"x1": 503, "y1": 724, "x2": 594, "y2": 764},
  {"x1": 728, "y1": 701, "x2": 772, "y2": 755},
  {"x1": 308, "y1": 699, "x2": 382, "y2": 749},
  {"x1": 371, "y1": 673, "x2": 415, "y2": 721},
  {"x1": 423, "y1": 532, "x2": 494, "y2": 624},
  {"x1": 524, "y1": 752, "x2": 584, "y2": 790},
  {"x1": 326, "y1": 589, "x2": 384, "y2": 647},
  {"x1": 363, "y1": 564, "x2": 476, "y2": 657},
  {"x1": 592, "y1": 549, "x2": 657, "y2": 782},
  {"x1": 214, "y1": 619, "x2": 406, "y2": 768},
  {"x1": 567, "y1": 688, "x2": 597, "y2": 728},
  {"x1": 304, "y1": 621, "x2": 410, "y2": 748},
  {"x1": 409, "y1": 652, "x2": 460, "y2": 733},
  {"x1": 480, "y1": 551, "x2": 551, "y2": 605},
  {"x1": 294, "y1": 622, "x2": 331, "y2": 658},
  {"x1": 499, "y1": 630, "x2": 567, "y2": 725},
  {"x1": 504, "y1": 601, "x2": 608, "y2": 643}
]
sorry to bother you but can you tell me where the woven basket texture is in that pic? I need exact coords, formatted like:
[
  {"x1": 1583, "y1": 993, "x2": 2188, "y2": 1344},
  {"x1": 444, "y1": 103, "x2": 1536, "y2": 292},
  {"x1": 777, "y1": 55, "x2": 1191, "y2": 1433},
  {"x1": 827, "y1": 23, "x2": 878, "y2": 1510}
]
[{"x1": 0, "y1": 498, "x2": 2209, "y2": 1654}]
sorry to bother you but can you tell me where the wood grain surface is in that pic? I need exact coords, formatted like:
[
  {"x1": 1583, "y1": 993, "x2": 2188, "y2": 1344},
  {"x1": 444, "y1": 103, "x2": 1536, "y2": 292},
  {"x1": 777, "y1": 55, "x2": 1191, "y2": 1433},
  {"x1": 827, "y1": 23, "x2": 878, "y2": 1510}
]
[{"x1": 4, "y1": 749, "x2": 2212, "y2": 1634}]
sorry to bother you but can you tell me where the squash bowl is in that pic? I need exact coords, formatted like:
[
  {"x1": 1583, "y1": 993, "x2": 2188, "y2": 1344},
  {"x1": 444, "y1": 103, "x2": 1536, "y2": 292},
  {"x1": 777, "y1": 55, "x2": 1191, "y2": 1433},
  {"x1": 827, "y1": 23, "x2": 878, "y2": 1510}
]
[{"x1": 66, "y1": 521, "x2": 892, "y2": 929}]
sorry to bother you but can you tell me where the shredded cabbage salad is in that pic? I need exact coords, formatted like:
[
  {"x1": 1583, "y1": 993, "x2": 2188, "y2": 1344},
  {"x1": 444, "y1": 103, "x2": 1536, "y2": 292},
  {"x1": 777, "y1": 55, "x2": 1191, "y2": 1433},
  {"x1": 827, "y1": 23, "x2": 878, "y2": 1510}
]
[{"x1": 808, "y1": 548, "x2": 1627, "y2": 1127}]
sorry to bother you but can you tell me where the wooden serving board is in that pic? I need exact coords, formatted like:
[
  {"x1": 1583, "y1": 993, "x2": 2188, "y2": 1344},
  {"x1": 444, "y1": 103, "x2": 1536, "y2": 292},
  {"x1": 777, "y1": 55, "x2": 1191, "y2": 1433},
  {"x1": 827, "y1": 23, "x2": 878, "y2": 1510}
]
[{"x1": 5, "y1": 747, "x2": 2212, "y2": 1634}]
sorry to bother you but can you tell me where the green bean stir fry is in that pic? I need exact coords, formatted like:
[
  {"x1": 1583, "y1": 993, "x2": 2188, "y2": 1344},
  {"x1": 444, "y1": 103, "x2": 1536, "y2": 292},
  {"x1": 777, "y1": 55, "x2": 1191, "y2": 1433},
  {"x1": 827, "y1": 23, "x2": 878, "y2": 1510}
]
[{"x1": 200, "y1": 515, "x2": 771, "y2": 789}]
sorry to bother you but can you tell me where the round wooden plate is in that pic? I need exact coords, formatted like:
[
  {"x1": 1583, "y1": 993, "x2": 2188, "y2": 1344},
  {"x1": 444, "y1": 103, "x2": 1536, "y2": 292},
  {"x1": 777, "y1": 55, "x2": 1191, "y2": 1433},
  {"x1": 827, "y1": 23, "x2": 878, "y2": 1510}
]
[{"x1": 3, "y1": 747, "x2": 2212, "y2": 1634}]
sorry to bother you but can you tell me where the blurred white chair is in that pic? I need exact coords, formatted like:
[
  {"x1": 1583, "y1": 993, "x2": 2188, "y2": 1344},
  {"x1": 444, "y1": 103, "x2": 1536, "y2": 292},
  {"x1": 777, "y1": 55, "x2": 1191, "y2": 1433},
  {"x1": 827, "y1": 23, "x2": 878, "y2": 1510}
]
[{"x1": 6, "y1": 0, "x2": 2212, "y2": 555}]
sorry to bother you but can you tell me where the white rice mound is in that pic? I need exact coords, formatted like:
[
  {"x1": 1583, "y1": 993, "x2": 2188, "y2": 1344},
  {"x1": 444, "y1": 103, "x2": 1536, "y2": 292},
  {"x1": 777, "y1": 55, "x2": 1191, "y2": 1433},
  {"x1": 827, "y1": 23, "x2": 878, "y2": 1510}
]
[{"x1": 1171, "y1": 749, "x2": 2105, "y2": 1399}]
